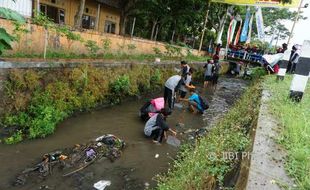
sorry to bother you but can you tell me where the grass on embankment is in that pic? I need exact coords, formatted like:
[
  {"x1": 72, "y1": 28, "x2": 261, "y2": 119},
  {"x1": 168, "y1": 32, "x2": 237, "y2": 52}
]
[
  {"x1": 264, "y1": 75, "x2": 310, "y2": 189},
  {"x1": 157, "y1": 81, "x2": 262, "y2": 189}
]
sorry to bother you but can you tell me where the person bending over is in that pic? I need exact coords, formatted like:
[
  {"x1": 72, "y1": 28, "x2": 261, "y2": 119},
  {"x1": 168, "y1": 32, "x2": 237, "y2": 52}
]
[
  {"x1": 180, "y1": 89, "x2": 208, "y2": 114},
  {"x1": 164, "y1": 75, "x2": 184, "y2": 109},
  {"x1": 144, "y1": 108, "x2": 177, "y2": 144}
]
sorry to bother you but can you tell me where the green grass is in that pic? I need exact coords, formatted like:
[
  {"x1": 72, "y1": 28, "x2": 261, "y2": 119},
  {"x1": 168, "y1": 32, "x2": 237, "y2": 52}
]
[
  {"x1": 3, "y1": 51, "x2": 208, "y2": 62},
  {"x1": 264, "y1": 75, "x2": 310, "y2": 190},
  {"x1": 157, "y1": 81, "x2": 262, "y2": 189}
]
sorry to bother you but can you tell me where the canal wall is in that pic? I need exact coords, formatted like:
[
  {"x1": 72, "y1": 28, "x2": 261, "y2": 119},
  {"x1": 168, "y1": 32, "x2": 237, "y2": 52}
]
[{"x1": 0, "y1": 60, "x2": 230, "y2": 116}]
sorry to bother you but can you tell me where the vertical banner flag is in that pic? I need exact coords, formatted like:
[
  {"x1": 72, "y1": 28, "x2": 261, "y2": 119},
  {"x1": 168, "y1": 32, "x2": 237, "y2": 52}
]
[
  {"x1": 227, "y1": 18, "x2": 234, "y2": 45},
  {"x1": 255, "y1": 6, "x2": 265, "y2": 40},
  {"x1": 216, "y1": 25, "x2": 224, "y2": 44},
  {"x1": 240, "y1": 8, "x2": 250, "y2": 42},
  {"x1": 246, "y1": 14, "x2": 254, "y2": 44},
  {"x1": 234, "y1": 19, "x2": 243, "y2": 45},
  {"x1": 227, "y1": 19, "x2": 237, "y2": 45}
]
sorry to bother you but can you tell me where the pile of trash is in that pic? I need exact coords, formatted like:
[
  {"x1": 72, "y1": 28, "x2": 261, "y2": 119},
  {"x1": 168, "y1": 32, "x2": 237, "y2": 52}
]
[{"x1": 14, "y1": 134, "x2": 125, "y2": 186}]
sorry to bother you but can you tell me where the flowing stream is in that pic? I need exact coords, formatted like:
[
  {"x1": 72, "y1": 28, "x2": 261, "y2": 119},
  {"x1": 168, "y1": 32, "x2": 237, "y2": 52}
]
[{"x1": 0, "y1": 77, "x2": 248, "y2": 190}]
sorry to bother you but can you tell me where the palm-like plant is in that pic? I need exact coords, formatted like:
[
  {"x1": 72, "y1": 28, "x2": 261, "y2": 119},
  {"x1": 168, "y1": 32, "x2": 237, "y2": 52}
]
[{"x1": 0, "y1": 7, "x2": 25, "y2": 55}]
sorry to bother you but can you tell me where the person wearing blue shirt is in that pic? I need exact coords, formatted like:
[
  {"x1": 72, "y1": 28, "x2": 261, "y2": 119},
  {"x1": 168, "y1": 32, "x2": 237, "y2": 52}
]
[{"x1": 180, "y1": 89, "x2": 204, "y2": 114}]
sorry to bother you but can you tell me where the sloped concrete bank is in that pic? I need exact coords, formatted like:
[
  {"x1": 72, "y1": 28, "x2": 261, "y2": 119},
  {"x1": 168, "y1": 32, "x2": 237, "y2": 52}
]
[
  {"x1": 0, "y1": 60, "x2": 205, "y2": 115},
  {"x1": 245, "y1": 90, "x2": 295, "y2": 190}
]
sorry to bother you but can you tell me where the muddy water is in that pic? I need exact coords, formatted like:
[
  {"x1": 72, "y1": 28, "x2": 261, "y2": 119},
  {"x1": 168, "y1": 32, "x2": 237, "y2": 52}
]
[{"x1": 0, "y1": 77, "x2": 248, "y2": 190}]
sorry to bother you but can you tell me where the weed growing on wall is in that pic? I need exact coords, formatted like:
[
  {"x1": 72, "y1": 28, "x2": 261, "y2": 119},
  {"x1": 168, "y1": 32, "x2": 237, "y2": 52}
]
[
  {"x1": 165, "y1": 44, "x2": 182, "y2": 57},
  {"x1": 101, "y1": 38, "x2": 111, "y2": 55},
  {"x1": 153, "y1": 47, "x2": 162, "y2": 56},
  {"x1": 85, "y1": 40, "x2": 100, "y2": 57},
  {"x1": 0, "y1": 64, "x2": 181, "y2": 144}
]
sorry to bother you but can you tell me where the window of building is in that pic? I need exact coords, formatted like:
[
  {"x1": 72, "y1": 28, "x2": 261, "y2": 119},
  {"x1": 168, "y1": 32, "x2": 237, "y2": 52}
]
[
  {"x1": 59, "y1": 9, "x2": 65, "y2": 25},
  {"x1": 104, "y1": 20, "x2": 116, "y2": 34},
  {"x1": 82, "y1": 15, "x2": 95, "y2": 29},
  {"x1": 40, "y1": 3, "x2": 65, "y2": 25}
]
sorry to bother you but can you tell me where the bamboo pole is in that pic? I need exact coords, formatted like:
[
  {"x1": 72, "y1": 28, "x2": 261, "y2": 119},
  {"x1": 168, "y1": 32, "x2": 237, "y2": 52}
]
[{"x1": 287, "y1": 0, "x2": 304, "y2": 45}]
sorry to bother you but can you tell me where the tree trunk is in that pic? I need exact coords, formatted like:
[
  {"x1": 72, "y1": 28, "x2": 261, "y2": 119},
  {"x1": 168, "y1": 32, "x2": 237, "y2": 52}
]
[
  {"x1": 171, "y1": 20, "x2": 176, "y2": 43},
  {"x1": 95, "y1": 3, "x2": 101, "y2": 31},
  {"x1": 216, "y1": 8, "x2": 229, "y2": 44},
  {"x1": 36, "y1": 0, "x2": 40, "y2": 15},
  {"x1": 150, "y1": 19, "x2": 157, "y2": 40},
  {"x1": 119, "y1": 11, "x2": 127, "y2": 35},
  {"x1": 74, "y1": 0, "x2": 85, "y2": 29},
  {"x1": 154, "y1": 24, "x2": 159, "y2": 41}
]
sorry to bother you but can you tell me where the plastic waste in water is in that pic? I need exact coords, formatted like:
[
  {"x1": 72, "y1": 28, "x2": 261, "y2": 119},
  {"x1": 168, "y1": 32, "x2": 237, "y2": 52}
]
[
  {"x1": 174, "y1": 103, "x2": 183, "y2": 109},
  {"x1": 155, "y1": 154, "x2": 159, "y2": 158},
  {"x1": 93, "y1": 180, "x2": 111, "y2": 190},
  {"x1": 166, "y1": 136, "x2": 181, "y2": 147}
]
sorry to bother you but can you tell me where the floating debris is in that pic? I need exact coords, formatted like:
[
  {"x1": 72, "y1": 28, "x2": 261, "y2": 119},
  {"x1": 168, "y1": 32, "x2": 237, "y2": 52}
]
[
  {"x1": 93, "y1": 180, "x2": 111, "y2": 190},
  {"x1": 14, "y1": 134, "x2": 125, "y2": 186}
]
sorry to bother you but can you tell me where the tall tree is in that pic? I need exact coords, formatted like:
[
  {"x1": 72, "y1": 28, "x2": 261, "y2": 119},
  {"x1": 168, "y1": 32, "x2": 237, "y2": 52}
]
[
  {"x1": 119, "y1": 0, "x2": 138, "y2": 35},
  {"x1": 74, "y1": 0, "x2": 86, "y2": 29}
]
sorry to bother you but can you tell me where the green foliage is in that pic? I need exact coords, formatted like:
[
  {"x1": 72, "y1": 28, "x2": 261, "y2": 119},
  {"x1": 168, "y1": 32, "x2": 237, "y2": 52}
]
[
  {"x1": 150, "y1": 68, "x2": 162, "y2": 85},
  {"x1": 158, "y1": 81, "x2": 262, "y2": 189},
  {"x1": 127, "y1": 43, "x2": 136, "y2": 50},
  {"x1": 153, "y1": 47, "x2": 162, "y2": 56},
  {"x1": 164, "y1": 43, "x2": 182, "y2": 57},
  {"x1": 4, "y1": 130, "x2": 23, "y2": 144},
  {"x1": 0, "y1": 28, "x2": 14, "y2": 55},
  {"x1": 32, "y1": 12, "x2": 55, "y2": 29},
  {"x1": 0, "y1": 7, "x2": 26, "y2": 55},
  {"x1": 108, "y1": 75, "x2": 131, "y2": 104},
  {"x1": 101, "y1": 38, "x2": 112, "y2": 54},
  {"x1": 56, "y1": 25, "x2": 82, "y2": 42},
  {"x1": 264, "y1": 76, "x2": 310, "y2": 190},
  {"x1": 12, "y1": 21, "x2": 29, "y2": 42},
  {"x1": 0, "y1": 7, "x2": 25, "y2": 22},
  {"x1": 85, "y1": 40, "x2": 100, "y2": 57},
  {"x1": 250, "y1": 67, "x2": 267, "y2": 80}
]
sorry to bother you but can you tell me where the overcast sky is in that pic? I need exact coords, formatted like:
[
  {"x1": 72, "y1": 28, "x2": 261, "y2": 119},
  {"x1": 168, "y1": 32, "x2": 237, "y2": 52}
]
[{"x1": 279, "y1": 0, "x2": 310, "y2": 46}]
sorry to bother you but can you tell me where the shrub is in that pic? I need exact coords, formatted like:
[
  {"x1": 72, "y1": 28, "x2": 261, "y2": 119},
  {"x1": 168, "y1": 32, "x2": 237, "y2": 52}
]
[
  {"x1": 153, "y1": 47, "x2": 162, "y2": 56},
  {"x1": 127, "y1": 43, "x2": 136, "y2": 52},
  {"x1": 108, "y1": 75, "x2": 130, "y2": 104},
  {"x1": 85, "y1": 40, "x2": 100, "y2": 57},
  {"x1": 164, "y1": 44, "x2": 182, "y2": 57},
  {"x1": 101, "y1": 38, "x2": 111, "y2": 54},
  {"x1": 4, "y1": 130, "x2": 23, "y2": 144}
]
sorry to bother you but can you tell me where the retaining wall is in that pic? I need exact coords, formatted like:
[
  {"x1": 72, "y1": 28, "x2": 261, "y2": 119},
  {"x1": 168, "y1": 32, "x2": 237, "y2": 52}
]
[{"x1": 0, "y1": 18, "x2": 207, "y2": 56}]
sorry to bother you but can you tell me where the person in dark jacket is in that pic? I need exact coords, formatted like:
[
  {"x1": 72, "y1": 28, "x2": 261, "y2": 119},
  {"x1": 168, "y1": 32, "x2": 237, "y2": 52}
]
[{"x1": 144, "y1": 108, "x2": 177, "y2": 143}]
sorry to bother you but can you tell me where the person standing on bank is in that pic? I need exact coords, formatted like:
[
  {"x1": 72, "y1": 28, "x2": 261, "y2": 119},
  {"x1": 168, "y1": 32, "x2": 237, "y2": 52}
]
[
  {"x1": 144, "y1": 108, "x2": 177, "y2": 144},
  {"x1": 288, "y1": 44, "x2": 301, "y2": 74},
  {"x1": 164, "y1": 75, "x2": 184, "y2": 109},
  {"x1": 204, "y1": 60, "x2": 214, "y2": 88}
]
